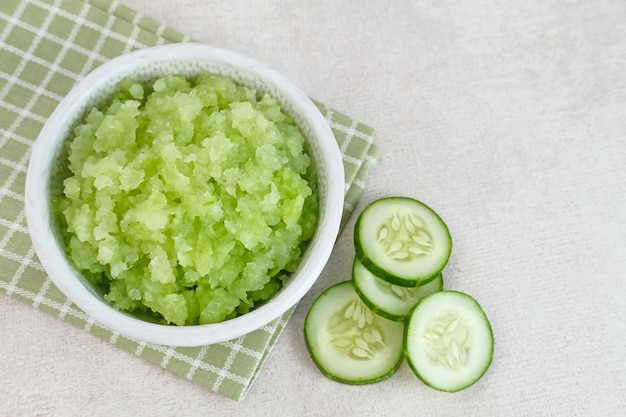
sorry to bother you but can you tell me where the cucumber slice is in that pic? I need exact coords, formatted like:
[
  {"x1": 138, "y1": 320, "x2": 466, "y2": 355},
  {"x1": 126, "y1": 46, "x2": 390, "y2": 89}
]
[
  {"x1": 354, "y1": 197, "x2": 452, "y2": 287},
  {"x1": 404, "y1": 291, "x2": 494, "y2": 392},
  {"x1": 304, "y1": 281, "x2": 405, "y2": 385},
  {"x1": 352, "y1": 257, "x2": 443, "y2": 321}
]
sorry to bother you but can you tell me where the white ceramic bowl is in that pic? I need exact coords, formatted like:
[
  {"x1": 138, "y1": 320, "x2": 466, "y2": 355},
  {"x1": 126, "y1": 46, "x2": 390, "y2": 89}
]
[{"x1": 25, "y1": 43, "x2": 344, "y2": 347}]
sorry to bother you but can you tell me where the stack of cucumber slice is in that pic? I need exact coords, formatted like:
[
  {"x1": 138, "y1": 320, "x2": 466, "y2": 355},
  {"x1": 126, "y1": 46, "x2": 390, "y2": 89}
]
[{"x1": 304, "y1": 197, "x2": 493, "y2": 392}]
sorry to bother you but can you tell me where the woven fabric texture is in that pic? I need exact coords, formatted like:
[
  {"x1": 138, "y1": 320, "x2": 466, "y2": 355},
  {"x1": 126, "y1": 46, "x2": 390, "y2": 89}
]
[{"x1": 0, "y1": 0, "x2": 378, "y2": 401}]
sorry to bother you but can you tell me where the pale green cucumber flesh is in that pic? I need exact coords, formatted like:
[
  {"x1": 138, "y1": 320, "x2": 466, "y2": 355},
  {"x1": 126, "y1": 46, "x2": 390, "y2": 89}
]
[
  {"x1": 352, "y1": 257, "x2": 443, "y2": 321},
  {"x1": 404, "y1": 290, "x2": 494, "y2": 392},
  {"x1": 354, "y1": 197, "x2": 452, "y2": 287},
  {"x1": 304, "y1": 281, "x2": 405, "y2": 385}
]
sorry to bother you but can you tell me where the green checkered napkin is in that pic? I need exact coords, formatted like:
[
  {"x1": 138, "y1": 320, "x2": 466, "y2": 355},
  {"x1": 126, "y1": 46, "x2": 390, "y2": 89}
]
[{"x1": 0, "y1": 0, "x2": 379, "y2": 401}]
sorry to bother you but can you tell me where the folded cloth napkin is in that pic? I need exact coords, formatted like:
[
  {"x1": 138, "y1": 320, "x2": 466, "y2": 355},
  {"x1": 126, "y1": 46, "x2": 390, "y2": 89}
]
[{"x1": 0, "y1": 0, "x2": 379, "y2": 401}]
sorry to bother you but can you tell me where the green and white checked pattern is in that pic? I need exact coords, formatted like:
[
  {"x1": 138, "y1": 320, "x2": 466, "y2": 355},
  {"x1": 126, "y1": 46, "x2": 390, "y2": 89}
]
[{"x1": 0, "y1": 0, "x2": 379, "y2": 401}]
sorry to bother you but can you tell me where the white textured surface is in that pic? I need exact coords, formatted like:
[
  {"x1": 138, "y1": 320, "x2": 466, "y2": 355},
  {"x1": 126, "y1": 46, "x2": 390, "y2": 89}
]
[{"x1": 3, "y1": 0, "x2": 625, "y2": 415}]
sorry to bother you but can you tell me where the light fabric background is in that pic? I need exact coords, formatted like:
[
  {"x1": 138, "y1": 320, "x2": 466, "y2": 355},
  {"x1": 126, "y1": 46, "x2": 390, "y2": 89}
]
[{"x1": 2, "y1": 0, "x2": 625, "y2": 415}]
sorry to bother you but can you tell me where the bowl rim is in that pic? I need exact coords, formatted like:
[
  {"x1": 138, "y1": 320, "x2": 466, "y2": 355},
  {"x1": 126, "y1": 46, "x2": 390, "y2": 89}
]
[{"x1": 24, "y1": 42, "x2": 344, "y2": 346}]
